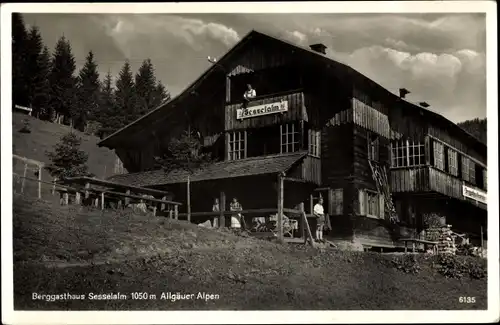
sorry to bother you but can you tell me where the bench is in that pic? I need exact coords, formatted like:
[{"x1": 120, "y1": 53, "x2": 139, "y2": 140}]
[{"x1": 399, "y1": 238, "x2": 439, "y2": 254}]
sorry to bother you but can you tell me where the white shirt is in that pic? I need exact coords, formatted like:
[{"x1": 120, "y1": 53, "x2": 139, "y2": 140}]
[
  {"x1": 244, "y1": 89, "x2": 256, "y2": 100},
  {"x1": 314, "y1": 203, "x2": 324, "y2": 216}
]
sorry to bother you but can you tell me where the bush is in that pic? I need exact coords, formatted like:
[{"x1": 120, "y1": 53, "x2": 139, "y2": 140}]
[
  {"x1": 391, "y1": 254, "x2": 421, "y2": 274},
  {"x1": 19, "y1": 119, "x2": 31, "y2": 133},
  {"x1": 431, "y1": 254, "x2": 486, "y2": 279}
]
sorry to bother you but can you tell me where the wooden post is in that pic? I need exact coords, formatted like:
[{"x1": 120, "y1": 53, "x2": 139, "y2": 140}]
[
  {"x1": 300, "y1": 202, "x2": 315, "y2": 247},
  {"x1": 21, "y1": 163, "x2": 28, "y2": 194},
  {"x1": 75, "y1": 192, "x2": 81, "y2": 205},
  {"x1": 84, "y1": 182, "x2": 90, "y2": 199},
  {"x1": 52, "y1": 178, "x2": 57, "y2": 195},
  {"x1": 101, "y1": 192, "x2": 105, "y2": 210},
  {"x1": 300, "y1": 120, "x2": 305, "y2": 151},
  {"x1": 277, "y1": 173, "x2": 285, "y2": 243},
  {"x1": 309, "y1": 193, "x2": 314, "y2": 215},
  {"x1": 187, "y1": 175, "x2": 191, "y2": 222},
  {"x1": 125, "y1": 189, "x2": 131, "y2": 206},
  {"x1": 480, "y1": 226, "x2": 484, "y2": 248},
  {"x1": 174, "y1": 204, "x2": 179, "y2": 220},
  {"x1": 169, "y1": 209, "x2": 173, "y2": 219},
  {"x1": 153, "y1": 203, "x2": 157, "y2": 217},
  {"x1": 219, "y1": 191, "x2": 226, "y2": 228},
  {"x1": 37, "y1": 166, "x2": 42, "y2": 199},
  {"x1": 64, "y1": 192, "x2": 69, "y2": 205}
]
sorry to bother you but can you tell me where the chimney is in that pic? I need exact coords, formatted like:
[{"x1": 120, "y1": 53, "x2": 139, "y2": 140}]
[
  {"x1": 309, "y1": 43, "x2": 327, "y2": 55},
  {"x1": 419, "y1": 102, "x2": 430, "y2": 108},
  {"x1": 399, "y1": 88, "x2": 410, "y2": 98}
]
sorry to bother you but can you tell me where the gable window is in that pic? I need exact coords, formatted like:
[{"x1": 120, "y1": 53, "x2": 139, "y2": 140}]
[
  {"x1": 447, "y1": 148, "x2": 458, "y2": 176},
  {"x1": 368, "y1": 136, "x2": 380, "y2": 162},
  {"x1": 390, "y1": 140, "x2": 425, "y2": 167},
  {"x1": 281, "y1": 123, "x2": 299, "y2": 153},
  {"x1": 227, "y1": 131, "x2": 246, "y2": 160},
  {"x1": 433, "y1": 141, "x2": 445, "y2": 171},
  {"x1": 308, "y1": 129, "x2": 321, "y2": 157}
]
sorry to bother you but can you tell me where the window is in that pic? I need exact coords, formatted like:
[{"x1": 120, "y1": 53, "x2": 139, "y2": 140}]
[
  {"x1": 391, "y1": 141, "x2": 407, "y2": 167},
  {"x1": 228, "y1": 131, "x2": 246, "y2": 160},
  {"x1": 447, "y1": 148, "x2": 458, "y2": 176},
  {"x1": 462, "y1": 156, "x2": 470, "y2": 182},
  {"x1": 281, "y1": 123, "x2": 299, "y2": 153},
  {"x1": 359, "y1": 189, "x2": 384, "y2": 219},
  {"x1": 433, "y1": 141, "x2": 445, "y2": 170},
  {"x1": 308, "y1": 129, "x2": 321, "y2": 157},
  {"x1": 368, "y1": 136, "x2": 380, "y2": 162},
  {"x1": 408, "y1": 141, "x2": 425, "y2": 166},
  {"x1": 483, "y1": 169, "x2": 487, "y2": 190},
  {"x1": 366, "y1": 191, "x2": 380, "y2": 217},
  {"x1": 469, "y1": 160, "x2": 476, "y2": 184},
  {"x1": 390, "y1": 140, "x2": 425, "y2": 167}
]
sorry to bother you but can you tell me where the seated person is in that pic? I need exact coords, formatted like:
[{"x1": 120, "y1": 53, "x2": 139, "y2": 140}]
[{"x1": 243, "y1": 84, "x2": 256, "y2": 101}]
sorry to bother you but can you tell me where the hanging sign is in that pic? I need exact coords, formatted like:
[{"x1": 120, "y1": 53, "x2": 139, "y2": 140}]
[
  {"x1": 462, "y1": 184, "x2": 487, "y2": 204},
  {"x1": 236, "y1": 100, "x2": 288, "y2": 120}
]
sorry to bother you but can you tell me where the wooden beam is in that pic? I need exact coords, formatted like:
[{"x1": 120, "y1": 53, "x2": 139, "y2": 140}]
[
  {"x1": 277, "y1": 172, "x2": 285, "y2": 243},
  {"x1": 75, "y1": 192, "x2": 81, "y2": 205},
  {"x1": 101, "y1": 192, "x2": 105, "y2": 210},
  {"x1": 219, "y1": 191, "x2": 226, "y2": 228},
  {"x1": 283, "y1": 177, "x2": 309, "y2": 183},
  {"x1": 174, "y1": 205, "x2": 179, "y2": 220}
]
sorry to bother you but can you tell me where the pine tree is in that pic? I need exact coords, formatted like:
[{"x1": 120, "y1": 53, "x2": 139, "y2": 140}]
[
  {"x1": 45, "y1": 132, "x2": 94, "y2": 180},
  {"x1": 115, "y1": 61, "x2": 136, "y2": 126},
  {"x1": 152, "y1": 80, "x2": 171, "y2": 108},
  {"x1": 49, "y1": 36, "x2": 77, "y2": 124},
  {"x1": 75, "y1": 51, "x2": 101, "y2": 131},
  {"x1": 98, "y1": 71, "x2": 124, "y2": 138},
  {"x1": 155, "y1": 130, "x2": 214, "y2": 222},
  {"x1": 32, "y1": 46, "x2": 52, "y2": 119},
  {"x1": 134, "y1": 59, "x2": 157, "y2": 116},
  {"x1": 31, "y1": 46, "x2": 51, "y2": 120},
  {"x1": 12, "y1": 13, "x2": 29, "y2": 108},
  {"x1": 25, "y1": 26, "x2": 44, "y2": 114}
]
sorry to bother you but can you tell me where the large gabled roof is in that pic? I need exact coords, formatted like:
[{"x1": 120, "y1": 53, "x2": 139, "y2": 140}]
[{"x1": 98, "y1": 30, "x2": 486, "y2": 156}]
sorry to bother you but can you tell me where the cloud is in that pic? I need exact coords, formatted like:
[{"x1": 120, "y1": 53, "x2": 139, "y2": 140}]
[{"x1": 284, "y1": 30, "x2": 308, "y2": 45}]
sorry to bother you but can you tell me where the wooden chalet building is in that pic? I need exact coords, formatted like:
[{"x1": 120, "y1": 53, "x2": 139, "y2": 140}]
[{"x1": 99, "y1": 30, "x2": 487, "y2": 248}]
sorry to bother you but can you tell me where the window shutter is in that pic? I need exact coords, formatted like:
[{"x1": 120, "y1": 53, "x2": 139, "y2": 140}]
[
  {"x1": 358, "y1": 189, "x2": 366, "y2": 216},
  {"x1": 379, "y1": 194, "x2": 385, "y2": 219}
]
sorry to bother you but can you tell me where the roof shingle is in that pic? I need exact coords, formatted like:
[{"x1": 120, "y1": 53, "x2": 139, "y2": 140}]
[{"x1": 107, "y1": 152, "x2": 307, "y2": 187}]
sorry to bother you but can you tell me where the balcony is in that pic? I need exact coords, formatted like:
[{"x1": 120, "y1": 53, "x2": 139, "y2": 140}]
[
  {"x1": 390, "y1": 166, "x2": 487, "y2": 209},
  {"x1": 224, "y1": 89, "x2": 306, "y2": 131}
]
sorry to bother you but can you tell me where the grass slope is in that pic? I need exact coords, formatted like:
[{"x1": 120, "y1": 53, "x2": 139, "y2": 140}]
[
  {"x1": 13, "y1": 196, "x2": 487, "y2": 310},
  {"x1": 12, "y1": 113, "x2": 118, "y2": 180}
]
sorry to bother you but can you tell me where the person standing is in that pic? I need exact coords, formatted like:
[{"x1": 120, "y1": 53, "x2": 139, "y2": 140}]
[
  {"x1": 212, "y1": 198, "x2": 220, "y2": 227},
  {"x1": 230, "y1": 197, "x2": 246, "y2": 230},
  {"x1": 313, "y1": 197, "x2": 326, "y2": 242}
]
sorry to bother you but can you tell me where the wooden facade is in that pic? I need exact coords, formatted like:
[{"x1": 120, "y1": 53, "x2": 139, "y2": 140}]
[{"x1": 99, "y1": 30, "x2": 488, "y2": 248}]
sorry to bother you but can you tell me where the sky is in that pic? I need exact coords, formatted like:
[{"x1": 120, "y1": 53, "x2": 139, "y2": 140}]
[{"x1": 23, "y1": 12, "x2": 487, "y2": 123}]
